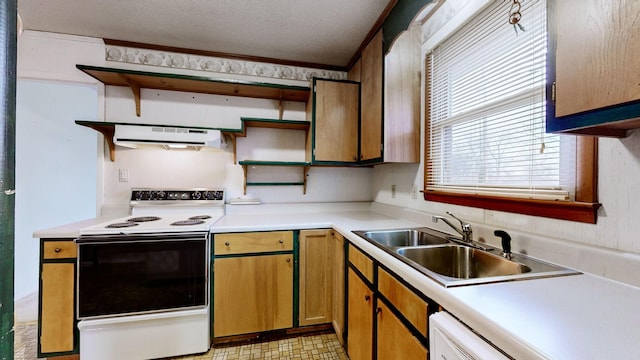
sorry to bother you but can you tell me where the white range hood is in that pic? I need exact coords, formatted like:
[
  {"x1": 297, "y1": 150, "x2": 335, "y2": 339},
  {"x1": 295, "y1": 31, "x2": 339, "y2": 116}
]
[{"x1": 114, "y1": 124, "x2": 223, "y2": 149}]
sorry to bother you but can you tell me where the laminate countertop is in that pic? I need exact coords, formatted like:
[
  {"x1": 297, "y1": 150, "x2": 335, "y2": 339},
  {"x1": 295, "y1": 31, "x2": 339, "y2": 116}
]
[{"x1": 35, "y1": 203, "x2": 640, "y2": 359}]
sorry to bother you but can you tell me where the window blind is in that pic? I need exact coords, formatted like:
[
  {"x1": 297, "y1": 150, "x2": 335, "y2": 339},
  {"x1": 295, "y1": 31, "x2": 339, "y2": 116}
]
[{"x1": 426, "y1": 0, "x2": 576, "y2": 201}]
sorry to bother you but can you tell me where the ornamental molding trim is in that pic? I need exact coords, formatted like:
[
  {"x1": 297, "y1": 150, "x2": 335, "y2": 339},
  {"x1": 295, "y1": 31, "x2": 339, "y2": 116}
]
[{"x1": 105, "y1": 45, "x2": 347, "y2": 82}]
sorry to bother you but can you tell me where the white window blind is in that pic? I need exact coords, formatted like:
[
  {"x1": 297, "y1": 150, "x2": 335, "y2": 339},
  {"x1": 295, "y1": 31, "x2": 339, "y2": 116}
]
[{"x1": 426, "y1": 0, "x2": 576, "y2": 201}]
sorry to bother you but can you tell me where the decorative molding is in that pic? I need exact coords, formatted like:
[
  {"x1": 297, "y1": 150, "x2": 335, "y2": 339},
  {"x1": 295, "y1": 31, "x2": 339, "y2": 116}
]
[{"x1": 105, "y1": 45, "x2": 347, "y2": 83}]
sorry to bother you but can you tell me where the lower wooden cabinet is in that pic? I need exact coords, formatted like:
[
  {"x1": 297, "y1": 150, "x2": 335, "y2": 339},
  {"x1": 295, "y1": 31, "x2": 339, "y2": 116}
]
[
  {"x1": 213, "y1": 254, "x2": 293, "y2": 337},
  {"x1": 346, "y1": 243, "x2": 430, "y2": 360},
  {"x1": 376, "y1": 301, "x2": 428, "y2": 360},
  {"x1": 299, "y1": 229, "x2": 333, "y2": 326},
  {"x1": 38, "y1": 239, "x2": 77, "y2": 357},
  {"x1": 347, "y1": 267, "x2": 374, "y2": 360},
  {"x1": 331, "y1": 231, "x2": 345, "y2": 344}
]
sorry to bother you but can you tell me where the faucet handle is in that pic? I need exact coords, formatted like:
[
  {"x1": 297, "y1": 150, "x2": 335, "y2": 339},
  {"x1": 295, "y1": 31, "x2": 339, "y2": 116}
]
[{"x1": 494, "y1": 230, "x2": 512, "y2": 259}]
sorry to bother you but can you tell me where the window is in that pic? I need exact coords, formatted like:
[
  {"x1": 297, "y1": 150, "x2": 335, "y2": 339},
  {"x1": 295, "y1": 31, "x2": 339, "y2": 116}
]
[{"x1": 424, "y1": 0, "x2": 599, "y2": 223}]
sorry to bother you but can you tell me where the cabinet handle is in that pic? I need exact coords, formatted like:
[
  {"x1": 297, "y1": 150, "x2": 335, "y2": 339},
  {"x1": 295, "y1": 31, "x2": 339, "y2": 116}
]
[
  {"x1": 286, "y1": 258, "x2": 291, "y2": 263},
  {"x1": 376, "y1": 307, "x2": 382, "y2": 315},
  {"x1": 279, "y1": 239, "x2": 284, "y2": 244},
  {"x1": 224, "y1": 242, "x2": 230, "y2": 246},
  {"x1": 364, "y1": 295, "x2": 370, "y2": 301},
  {"x1": 54, "y1": 248, "x2": 61, "y2": 253}
]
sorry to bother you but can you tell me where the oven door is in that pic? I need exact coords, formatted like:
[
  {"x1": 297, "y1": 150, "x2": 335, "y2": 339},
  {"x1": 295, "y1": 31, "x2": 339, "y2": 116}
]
[{"x1": 76, "y1": 232, "x2": 209, "y2": 319}]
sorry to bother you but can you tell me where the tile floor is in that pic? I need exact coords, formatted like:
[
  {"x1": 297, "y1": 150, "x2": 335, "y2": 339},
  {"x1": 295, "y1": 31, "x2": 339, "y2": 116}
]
[{"x1": 14, "y1": 321, "x2": 348, "y2": 360}]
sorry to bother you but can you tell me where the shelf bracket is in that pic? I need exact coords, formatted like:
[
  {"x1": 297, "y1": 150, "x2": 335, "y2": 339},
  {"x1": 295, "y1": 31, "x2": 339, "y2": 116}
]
[
  {"x1": 278, "y1": 90, "x2": 284, "y2": 120},
  {"x1": 119, "y1": 74, "x2": 142, "y2": 117},
  {"x1": 241, "y1": 164, "x2": 248, "y2": 195},
  {"x1": 77, "y1": 122, "x2": 116, "y2": 161},
  {"x1": 303, "y1": 166, "x2": 310, "y2": 194}
]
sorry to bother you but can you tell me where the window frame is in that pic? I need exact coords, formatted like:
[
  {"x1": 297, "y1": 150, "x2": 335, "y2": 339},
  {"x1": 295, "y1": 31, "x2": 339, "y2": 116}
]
[{"x1": 422, "y1": 0, "x2": 601, "y2": 224}]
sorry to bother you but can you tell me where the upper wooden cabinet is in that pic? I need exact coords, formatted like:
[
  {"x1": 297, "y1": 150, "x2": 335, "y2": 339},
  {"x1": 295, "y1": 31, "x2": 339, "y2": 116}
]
[
  {"x1": 360, "y1": 30, "x2": 384, "y2": 162},
  {"x1": 547, "y1": 0, "x2": 640, "y2": 137},
  {"x1": 383, "y1": 27, "x2": 421, "y2": 163},
  {"x1": 307, "y1": 78, "x2": 360, "y2": 164}
]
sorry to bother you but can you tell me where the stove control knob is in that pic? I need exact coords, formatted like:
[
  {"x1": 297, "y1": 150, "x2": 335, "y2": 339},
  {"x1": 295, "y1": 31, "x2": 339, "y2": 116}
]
[
  {"x1": 180, "y1": 192, "x2": 189, "y2": 200},
  {"x1": 157, "y1": 191, "x2": 165, "y2": 200},
  {"x1": 192, "y1": 191, "x2": 202, "y2": 200},
  {"x1": 149, "y1": 191, "x2": 157, "y2": 200}
]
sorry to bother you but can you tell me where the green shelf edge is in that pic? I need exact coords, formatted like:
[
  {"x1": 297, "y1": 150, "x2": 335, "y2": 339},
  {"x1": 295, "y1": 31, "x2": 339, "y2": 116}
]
[
  {"x1": 239, "y1": 161, "x2": 311, "y2": 166},
  {"x1": 246, "y1": 182, "x2": 306, "y2": 186}
]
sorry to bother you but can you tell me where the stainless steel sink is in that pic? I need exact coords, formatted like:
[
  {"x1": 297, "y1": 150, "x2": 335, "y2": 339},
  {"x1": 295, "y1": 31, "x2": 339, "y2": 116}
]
[
  {"x1": 354, "y1": 228, "x2": 452, "y2": 248},
  {"x1": 395, "y1": 244, "x2": 579, "y2": 287},
  {"x1": 353, "y1": 227, "x2": 580, "y2": 287},
  {"x1": 396, "y1": 245, "x2": 531, "y2": 279}
]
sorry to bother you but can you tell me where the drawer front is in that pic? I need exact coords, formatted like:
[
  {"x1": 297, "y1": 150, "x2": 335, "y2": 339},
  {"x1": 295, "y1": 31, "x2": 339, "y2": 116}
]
[
  {"x1": 348, "y1": 244, "x2": 374, "y2": 283},
  {"x1": 378, "y1": 268, "x2": 428, "y2": 337},
  {"x1": 43, "y1": 241, "x2": 77, "y2": 260},
  {"x1": 214, "y1": 231, "x2": 293, "y2": 255}
]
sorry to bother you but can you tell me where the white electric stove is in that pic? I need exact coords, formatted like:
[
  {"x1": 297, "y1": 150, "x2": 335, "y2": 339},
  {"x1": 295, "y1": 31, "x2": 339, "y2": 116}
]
[{"x1": 76, "y1": 188, "x2": 224, "y2": 360}]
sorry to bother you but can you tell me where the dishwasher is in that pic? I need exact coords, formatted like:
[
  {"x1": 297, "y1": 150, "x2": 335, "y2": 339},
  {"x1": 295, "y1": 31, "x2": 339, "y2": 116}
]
[{"x1": 429, "y1": 312, "x2": 511, "y2": 360}]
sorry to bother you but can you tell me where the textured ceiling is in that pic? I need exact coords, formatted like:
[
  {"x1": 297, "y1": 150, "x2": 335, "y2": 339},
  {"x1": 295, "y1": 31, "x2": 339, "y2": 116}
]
[{"x1": 18, "y1": 0, "x2": 393, "y2": 67}]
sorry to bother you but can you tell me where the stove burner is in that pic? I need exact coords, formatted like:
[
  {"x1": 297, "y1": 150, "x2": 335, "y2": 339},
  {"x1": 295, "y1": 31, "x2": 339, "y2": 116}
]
[
  {"x1": 105, "y1": 222, "x2": 139, "y2": 229},
  {"x1": 127, "y1": 216, "x2": 161, "y2": 223},
  {"x1": 189, "y1": 215, "x2": 212, "y2": 220},
  {"x1": 171, "y1": 219, "x2": 205, "y2": 226}
]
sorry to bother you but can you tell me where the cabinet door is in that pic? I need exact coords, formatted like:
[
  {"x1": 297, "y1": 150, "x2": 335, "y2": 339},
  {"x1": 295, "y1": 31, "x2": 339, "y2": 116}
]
[
  {"x1": 360, "y1": 29, "x2": 384, "y2": 161},
  {"x1": 299, "y1": 229, "x2": 333, "y2": 326},
  {"x1": 40, "y1": 263, "x2": 75, "y2": 354},
  {"x1": 312, "y1": 79, "x2": 360, "y2": 163},
  {"x1": 384, "y1": 27, "x2": 420, "y2": 163},
  {"x1": 213, "y1": 254, "x2": 293, "y2": 337},
  {"x1": 376, "y1": 301, "x2": 428, "y2": 360},
  {"x1": 332, "y1": 232, "x2": 345, "y2": 344},
  {"x1": 347, "y1": 268, "x2": 373, "y2": 360},
  {"x1": 555, "y1": 0, "x2": 640, "y2": 117}
]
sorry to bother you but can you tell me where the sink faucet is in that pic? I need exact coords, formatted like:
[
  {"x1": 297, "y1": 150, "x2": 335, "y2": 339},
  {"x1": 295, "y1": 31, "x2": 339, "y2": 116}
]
[{"x1": 432, "y1": 212, "x2": 473, "y2": 243}]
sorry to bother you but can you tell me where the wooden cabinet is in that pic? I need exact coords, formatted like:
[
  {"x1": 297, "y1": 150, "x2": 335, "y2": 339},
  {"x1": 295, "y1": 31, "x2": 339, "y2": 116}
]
[
  {"x1": 383, "y1": 26, "x2": 420, "y2": 163},
  {"x1": 346, "y1": 243, "x2": 430, "y2": 360},
  {"x1": 360, "y1": 30, "x2": 384, "y2": 162},
  {"x1": 331, "y1": 231, "x2": 345, "y2": 344},
  {"x1": 376, "y1": 302, "x2": 428, "y2": 360},
  {"x1": 213, "y1": 231, "x2": 294, "y2": 337},
  {"x1": 347, "y1": 268, "x2": 374, "y2": 360},
  {"x1": 38, "y1": 239, "x2": 77, "y2": 357},
  {"x1": 298, "y1": 229, "x2": 333, "y2": 326},
  {"x1": 547, "y1": 0, "x2": 640, "y2": 137},
  {"x1": 307, "y1": 78, "x2": 360, "y2": 163}
]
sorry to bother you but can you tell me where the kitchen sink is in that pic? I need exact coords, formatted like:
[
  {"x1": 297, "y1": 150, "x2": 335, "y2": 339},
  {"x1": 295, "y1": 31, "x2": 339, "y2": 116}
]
[
  {"x1": 396, "y1": 245, "x2": 531, "y2": 279},
  {"x1": 354, "y1": 228, "x2": 452, "y2": 249},
  {"x1": 353, "y1": 227, "x2": 580, "y2": 287}
]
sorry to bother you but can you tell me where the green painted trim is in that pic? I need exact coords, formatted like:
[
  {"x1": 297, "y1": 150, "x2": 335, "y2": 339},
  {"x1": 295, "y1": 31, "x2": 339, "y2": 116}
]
[
  {"x1": 76, "y1": 119, "x2": 225, "y2": 131},
  {"x1": 239, "y1": 117, "x2": 310, "y2": 126},
  {"x1": 0, "y1": 1, "x2": 17, "y2": 358},
  {"x1": 213, "y1": 250, "x2": 293, "y2": 259},
  {"x1": 292, "y1": 231, "x2": 300, "y2": 328},
  {"x1": 382, "y1": 0, "x2": 434, "y2": 53},
  {"x1": 76, "y1": 64, "x2": 311, "y2": 93},
  {"x1": 239, "y1": 161, "x2": 310, "y2": 166},
  {"x1": 246, "y1": 182, "x2": 306, "y2": 187}
]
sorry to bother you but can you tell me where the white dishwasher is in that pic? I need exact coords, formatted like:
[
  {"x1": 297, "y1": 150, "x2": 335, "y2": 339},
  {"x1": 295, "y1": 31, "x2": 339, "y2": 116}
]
[{"x1": 429, "y1": 312, "x2": 510, "y2": 360}]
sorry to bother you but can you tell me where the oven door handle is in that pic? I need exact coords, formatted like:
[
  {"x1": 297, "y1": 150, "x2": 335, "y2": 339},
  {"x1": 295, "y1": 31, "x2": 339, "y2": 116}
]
[{"x1": 75, "y1": 231, "x2": 209, "y2": 244}]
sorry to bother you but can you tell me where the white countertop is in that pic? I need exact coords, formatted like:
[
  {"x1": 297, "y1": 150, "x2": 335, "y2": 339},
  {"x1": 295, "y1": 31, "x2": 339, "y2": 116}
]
[{"x1": 36, "y1": 203, "x2": 640, "y2": 359}]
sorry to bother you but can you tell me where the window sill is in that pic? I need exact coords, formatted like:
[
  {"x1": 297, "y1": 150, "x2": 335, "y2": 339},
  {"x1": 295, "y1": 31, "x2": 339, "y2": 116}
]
[{"x1": 423, "y1": 190, "x2": 601, "y2": 224}]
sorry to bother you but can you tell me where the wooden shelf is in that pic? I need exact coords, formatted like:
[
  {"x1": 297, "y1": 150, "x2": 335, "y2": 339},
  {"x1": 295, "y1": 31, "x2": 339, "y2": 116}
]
[
  {"x1": 223, "y1": 118, "x2": 311, "y2": 163},
  {"x1": 239, "y1": 161, "x2": 311, "y2": 195},
  {"x1": 76, "y1": 65, "x2": 310, "y2": 116}
]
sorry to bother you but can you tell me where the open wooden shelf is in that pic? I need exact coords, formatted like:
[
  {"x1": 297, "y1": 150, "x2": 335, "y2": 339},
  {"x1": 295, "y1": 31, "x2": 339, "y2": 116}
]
[
  {"x1": 239, "y1": 161, "x2": 311, "y2": 195},
  {"x1": 76, "y1": 65, "x2": 310, "y2": 116},
  {"x1": 223, "y1": 118, "x2": 311, "y2": 163}
]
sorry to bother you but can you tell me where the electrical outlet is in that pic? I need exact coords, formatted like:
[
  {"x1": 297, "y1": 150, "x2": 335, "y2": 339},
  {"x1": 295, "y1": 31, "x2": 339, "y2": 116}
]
[
  {"x1": 118, "y1": 168, "x2": 129, "y2": 182},
  {"x1": 391, "y1": 184, "x2": 396, "y2": 198},
  {"x1": 411, "y1": 184, "x2": 418, "y2": 199}
]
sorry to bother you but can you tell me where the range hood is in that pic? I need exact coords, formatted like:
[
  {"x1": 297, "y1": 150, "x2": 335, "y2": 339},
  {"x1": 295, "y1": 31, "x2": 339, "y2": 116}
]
[{"x1": 114, "y1": 124, "x2": 223, "y2": 149}]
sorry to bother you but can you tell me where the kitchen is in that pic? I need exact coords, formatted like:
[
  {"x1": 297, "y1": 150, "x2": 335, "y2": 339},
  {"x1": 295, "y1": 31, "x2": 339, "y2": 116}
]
[{"x1": 4, "y1": 0, "x2": 640, "y2": 359}]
